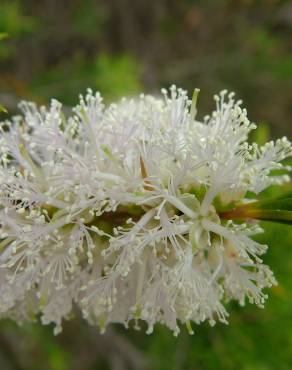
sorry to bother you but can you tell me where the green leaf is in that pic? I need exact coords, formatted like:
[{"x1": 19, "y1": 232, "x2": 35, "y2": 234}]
[
  {"x1": 0, "y1": 104, "x2": 7, "y2": 113},
  {"x1": 254, "y1": 197, "x2": 292, "y2": 211},
  {"x1": 242, "y1": 209, "x2": 292, "y2": 225},
  {"x1": 220, "y1": 197, "x2": 292, "y2": 225}
]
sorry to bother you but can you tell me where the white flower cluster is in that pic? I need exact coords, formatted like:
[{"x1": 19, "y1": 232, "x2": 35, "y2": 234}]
[{"x1": 0, "y1": 86, "x2": 291, "y2": 335}]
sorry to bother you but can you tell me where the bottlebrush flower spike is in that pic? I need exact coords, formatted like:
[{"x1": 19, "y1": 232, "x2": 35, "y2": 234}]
[{"x1": 0, "y1": 86, "x2": 291, "y2": 335}]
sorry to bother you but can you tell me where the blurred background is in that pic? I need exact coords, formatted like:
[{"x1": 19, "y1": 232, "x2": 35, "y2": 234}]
[{"x1": 0, "y1": 1, "x2": 292, "y2": 369}]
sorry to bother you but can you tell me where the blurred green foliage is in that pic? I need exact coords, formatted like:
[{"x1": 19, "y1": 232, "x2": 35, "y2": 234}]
[
  {"x1": 0, "y1": 1, "x2": 37, "y2": 59},
  {"x1": 94, "y1": 54, "x2": 142, "y2": 99},
  {"x1": 0, "y1": 0, "x2": 291, "y2": 138},
  {"x1": 0, "y1": 1, "x2": 292, "y2": 369},
  {"x1": 29, "y1": 53, "x2": 141, "y2": 104}
]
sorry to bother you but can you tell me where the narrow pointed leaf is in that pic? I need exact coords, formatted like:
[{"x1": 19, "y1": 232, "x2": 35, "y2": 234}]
[
  {"x1": 254, "y1": 197, "x2": 292, "y2": 211},
  {"x1": 220, "y1": 197, "x2": 292, "y2": 225},
  {"x1": 0, "y1": 104, "x2": 7, "y2": 113},
  {"x1": 242, "y1": 209, "x2": 292, "y2": 225}
]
